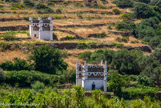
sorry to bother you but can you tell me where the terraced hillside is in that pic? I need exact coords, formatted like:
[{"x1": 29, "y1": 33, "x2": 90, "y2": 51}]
[{"x1": 0, "y1": 0, "x2": 152, "y2": 69}]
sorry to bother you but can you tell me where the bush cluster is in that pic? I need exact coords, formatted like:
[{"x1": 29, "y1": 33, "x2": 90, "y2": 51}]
[
  {"x1": 113, "y1": 0, "x2": 134, "y2": 8},
  {"x1": 0, "y1": 87, "x2": 160, "y2": 107}
]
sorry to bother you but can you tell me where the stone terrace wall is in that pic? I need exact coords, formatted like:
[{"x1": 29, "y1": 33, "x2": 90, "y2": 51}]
[{"x1": 2, "y1": 43, "x2": 151, "y2": 53}]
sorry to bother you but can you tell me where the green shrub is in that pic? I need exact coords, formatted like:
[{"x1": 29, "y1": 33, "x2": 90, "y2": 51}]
[
  {"x1": 11, "y1": 3, "x2": 25, "y2": 10},
  {"x1": 129, "y1": 75, "x2": 138, "y2": 81},
  {"x1": 131, "y1": 40, "x2": 139, "y2": 43},
  {"x1": 115, "y1": 43, "x2": 124, "y2": 48},
  {"x1": 101, "y1": 31, "x2": 107, "y2": 37},
  {"x1": 63, "y1": 1, "x2": 69, "y2": 6},
  {"x1": 112, "y1": 8, "x2": 121, "y2": 15},
  {"x1": 116, "y1": 37, "x2": 122, "y2": 42},
  {"x1": 23, "y1": 0, "x2": 34, "y2": 8},
  {"x1": 0, "y1": 5, "x2": 4, "y2": 9},
  {"x1": 108, "y1": 26, "x2": 112, "y2": 30},
  {"x1": 78, "y1": 51, "x2": 92, "y2": 61},
  {"x1": 113, "y1": 0, "x2": 134, "y2": 8},
  {"x1": 75, "y1": 2, "x2": 84, "y2": 7},
  {"x1": 116, "y1": 20, "x2": 135, "y2": 32},
  {"x1": 121, "y1": 86, "x2": 159, "y2": 99},
  {"x1": 55, "y1": 15, "x2": 62, "y2": 19},
  {"x1": 31, "y1": 81, "x2": 45, "y2": 94},
  {"x1": 0, "y1": 58, "x2": 32, "y2": 71},
  {"x1": 122, "y1": 37, "x2": 129, "y2": 43},
  {"x1": 5, "y1": 70, "x2": 57, "y2": 87},
  {"x1": 108, "y1": 71, "x2": 125, "y2": 96},
  {"x1": 120, "y1": 13, "x2": 135, "y2": 21},
  {"x1": 137, "y1": 75, "x2": 154, "y2": 86},
  {"x1": 3, "y1": 32, "x2": 16, "y2": 41},
  {"x1": 34, "y1": 3, "x2": 46, "y2": 9},
  {"x1": 56, "y1": 8, "x2": 62, "y2": 14},
  {"x1": 35, "y1": 3, "x2": 54, "y2": 14},
  {"x1": 47, "y1": 2, "x2": 54, "y2": 6},
  {"x1": 0, "y1": 43, "x2": 12, "y2": 51},
  {"x1": 65, "y1": 36, "x2": 74, "y2": 40},
  {"x1": 76, "y1": 43, "x2": 90, "y2": 49}
]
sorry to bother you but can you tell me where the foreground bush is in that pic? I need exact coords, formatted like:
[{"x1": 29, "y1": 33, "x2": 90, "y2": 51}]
[
  {"x1": 0, "y1": 87, "x2": 160, "y2": 108},
  {"x1": 5, "y1": 70, "x2": 57, "y2": 87},
  {"x1": 0, "y1": 58, "x2": 32, "y2": 71},
  {"x1": 4, "y1": 69, "x2": 75, "y2": 87}
]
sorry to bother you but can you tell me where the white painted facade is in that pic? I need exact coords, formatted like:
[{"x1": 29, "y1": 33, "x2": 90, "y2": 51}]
[
  {"x1": 76, "y1": 61, "x2": 107, "y2": 91},
  {"x1": 29, "y1": 16, "x2": 53, "y2": 41}
]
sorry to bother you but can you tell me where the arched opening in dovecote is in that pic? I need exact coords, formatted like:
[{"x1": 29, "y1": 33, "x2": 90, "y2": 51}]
[{"x1": 92, "y1": 82, "x2": 95, "y2": 90}]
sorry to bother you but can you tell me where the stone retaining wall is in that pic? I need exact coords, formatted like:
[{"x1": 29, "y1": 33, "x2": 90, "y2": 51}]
[
  {"x1": 0, "y1": 25, "x2": 28, "y2": 31},
  {"x1": 108, "y1": 30, "x2": 132, "y2": 36},
  {"x1": 0, "y1": 43, "x2": 151, "y2": 53}
]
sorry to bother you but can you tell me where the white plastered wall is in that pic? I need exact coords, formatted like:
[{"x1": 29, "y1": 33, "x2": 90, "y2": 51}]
[
  {"x1": 39, "y1": 31, "x2": 52, "y2": 40},
  {"x1": 82, "y1": 80, "x2": 104, "y2": 90}
]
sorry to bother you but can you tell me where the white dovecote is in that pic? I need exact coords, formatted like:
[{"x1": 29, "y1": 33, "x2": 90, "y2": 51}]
[
  {"x1": 76, "y1": 60, "x2": 108, "y2": 92},
  {"x1": 29, "y1": 16, "x2": 53, "y2": 41}
]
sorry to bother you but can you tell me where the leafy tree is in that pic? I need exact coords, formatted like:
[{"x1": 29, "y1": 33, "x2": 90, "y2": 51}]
[
  {"x1": 139, "y1": 48, "x2": 161, "y2": 87},
  {"x1": 110, "y1": 49, "x2": 143, "y2": 75},
  {"x1": 108, "y1": 70, "x2": 125, "y2": 96},
  {"x1": 30, "y1": 45, "x2": 68, "y2": 74},
  {"x1": 134, "y1": 17, "x2": 161, "y2": 48},
  {"x1": 90, "y1": 49, "x2": 106, "y2": 64},
  {"x1": 134, "y1": 3, "x2": 154, "y2": 19}
]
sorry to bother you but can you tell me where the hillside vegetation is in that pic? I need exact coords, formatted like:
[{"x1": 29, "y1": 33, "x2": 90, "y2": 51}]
[{"x1": 0, "y1": 0, "x2": 161, "y2": 107}]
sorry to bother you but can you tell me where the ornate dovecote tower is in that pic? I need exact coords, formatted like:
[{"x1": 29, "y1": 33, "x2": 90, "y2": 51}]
[
  {"x1": 76, "y1": 61, "x2": 107, "y2": 92},
  {"x1": 29, "y1": 16, "x2": 53, "y2": 40}
]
